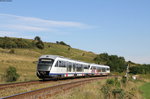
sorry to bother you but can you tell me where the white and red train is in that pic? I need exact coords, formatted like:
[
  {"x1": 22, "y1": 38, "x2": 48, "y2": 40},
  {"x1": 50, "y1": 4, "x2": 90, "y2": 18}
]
[{"x1": 36, "y1": 55, "x2": 110, "y2": 79}]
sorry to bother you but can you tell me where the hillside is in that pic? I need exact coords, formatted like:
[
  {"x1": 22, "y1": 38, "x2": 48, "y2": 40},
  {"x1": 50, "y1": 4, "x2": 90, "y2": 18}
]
[
  {"x1": 0, "y1": 37, "x2": 96, "y2": 83},
  {"x1": 0, "y1": 37, "x2": 149, "y2": 83}
]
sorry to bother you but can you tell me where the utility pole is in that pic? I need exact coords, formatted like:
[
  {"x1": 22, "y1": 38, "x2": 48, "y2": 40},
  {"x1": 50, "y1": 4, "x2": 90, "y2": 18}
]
[{"x1": 125, "y1": 61, "x2": 130, "y2": 81}]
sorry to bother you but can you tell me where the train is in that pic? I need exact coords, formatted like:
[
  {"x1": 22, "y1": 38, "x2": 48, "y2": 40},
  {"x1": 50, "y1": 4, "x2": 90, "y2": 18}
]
[{"x1": 36, "y1": 55, "x2": 110, "y2": 80}]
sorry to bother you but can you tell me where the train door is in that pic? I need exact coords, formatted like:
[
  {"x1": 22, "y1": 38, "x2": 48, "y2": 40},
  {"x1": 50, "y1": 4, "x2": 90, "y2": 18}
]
[
  {"x1": 73, "y1": 63, "x2": 76, "y2": 72},
  {"x1": 67, "y1": 62, "x2": 72, "y2": 72},
  {"x1": 73, "y1": 63, "x2": 77, "y2": 76},
  {"x1": 66, "y1": 62, "x2": 73, "y2": 77}
]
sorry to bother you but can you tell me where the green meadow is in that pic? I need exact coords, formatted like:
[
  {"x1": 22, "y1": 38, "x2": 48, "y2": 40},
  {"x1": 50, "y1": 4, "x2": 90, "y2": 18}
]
[{"x1": 140, "y1": 82, "x2": 150, "y2": 99}]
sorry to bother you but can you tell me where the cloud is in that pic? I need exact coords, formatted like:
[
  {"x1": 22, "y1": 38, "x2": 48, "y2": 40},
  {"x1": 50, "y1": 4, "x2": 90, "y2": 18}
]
[
  {"x1": 0, "y1": 31, "x2": 18, "y2": 35},
  {"x1": 0, "y1": 13, "x2": 92, "y2": 38},
  {"x1": 4, "y1": 25, "x2": 49, "y2": 31},
  {"x1": 0, "y1": 13, "x2": 90, "y2": 34}
]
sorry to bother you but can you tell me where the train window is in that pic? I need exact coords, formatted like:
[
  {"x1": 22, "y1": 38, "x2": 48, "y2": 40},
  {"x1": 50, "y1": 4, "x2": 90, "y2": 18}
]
[
  {"x1": 97, "y1": 67, "x2": 101, "y2": 72},
  {"x1": 76, "y1": 64, "x2": 83, "y2": 72},
  {"x1": 107, "y1": 68, "x2": 110, "y2": 71},
  {"x1": 102, "y1": 68, "x2": 106, "y2": 72},
  {"x1": 39, "y1": 58, "x2": 54, "y2": 66},
  {"x1": 91, "y1": 66, "x2": 96, "y2": 70},
  {"x1": 55, "y1": 61, "x2": 59, "y2": 67},
  {"x1": 84, "y1": 65, "x2": 88, "y2": 69},
  {"x1": 59, "y1": 61, "x2": 66, "y2": 67},
  {"x1": 39, "y1": 58, "x2": 54, "y2": 64}
]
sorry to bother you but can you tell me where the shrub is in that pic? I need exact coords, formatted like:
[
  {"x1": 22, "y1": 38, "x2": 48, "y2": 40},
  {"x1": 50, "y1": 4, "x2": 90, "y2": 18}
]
[
  {"x1": 68, "y1": 47, "x2": 71, "y2": 51},
  {"x1": 35, "y1": 41, "x2": 44, "y2": 49},
  {"x1": 121, "y1": 76, "x2": 127, "y2": 84},
  {"x1": 9, "y1": 49, "x2": 15, "y2": 54},
  {"x1": 56, "y1": 41, "x2": 71, "y2": 47},
  {"x1": 82, "y1": 53, "x2": 85, "y2": 56},
  {"x1": 114, "y1": 77, "x2": 121, "y2": 87},
  {"x1": 48, "y1": 45, "x2": 51, "y2": 48},
  {"x1": 5, "y1": 66, "x2": 20, "y2": 82},
  {"x1": 0, "y1": 37, "x2": 35, "y2": 49},
  {"x1": 101, "y1": 85, "x2": 111, "y2": 99},
  {"x1": 112, "y1": 88, "x2": 125, "y2": 99},
  {"x1": 106, "y1": 79, "x2": 114, "y2": 85}
]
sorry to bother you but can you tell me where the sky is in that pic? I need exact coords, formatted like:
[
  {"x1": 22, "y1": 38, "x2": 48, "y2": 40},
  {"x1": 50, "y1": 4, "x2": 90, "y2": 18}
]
[{"x1": 0, "y1": 0, "x2": 150, "y2": 64}]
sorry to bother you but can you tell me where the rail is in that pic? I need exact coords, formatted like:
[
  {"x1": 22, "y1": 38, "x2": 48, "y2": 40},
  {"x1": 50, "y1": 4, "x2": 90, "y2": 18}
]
[{"x1": 2, "y1": 76, "x2": 112, "y2": 99}]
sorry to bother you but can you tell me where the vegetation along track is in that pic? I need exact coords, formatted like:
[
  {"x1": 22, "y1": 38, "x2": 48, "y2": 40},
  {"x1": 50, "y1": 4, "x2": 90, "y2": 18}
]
[{"x1": 2, "y1": 76, "x2": 113, "y2": 99}]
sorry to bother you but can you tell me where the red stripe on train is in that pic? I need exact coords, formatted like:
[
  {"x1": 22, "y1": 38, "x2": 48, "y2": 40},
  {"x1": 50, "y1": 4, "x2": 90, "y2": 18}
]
[{"x1": 66, "y1": 73, "x2": 68, "y2": 77}]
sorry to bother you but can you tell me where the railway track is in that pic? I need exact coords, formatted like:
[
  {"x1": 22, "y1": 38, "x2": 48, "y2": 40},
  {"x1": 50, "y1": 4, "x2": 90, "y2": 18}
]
[
  {"x1": 1, "y1": 76, "x2": 112, "y2": 99},
  {"x1": 0, "y1": 80, "x2": 43, "y2": 90}
]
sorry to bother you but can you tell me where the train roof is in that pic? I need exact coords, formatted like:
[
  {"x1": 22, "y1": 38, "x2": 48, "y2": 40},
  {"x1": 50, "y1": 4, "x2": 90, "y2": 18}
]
[
  {"x1": 39, "y1": 55, "x2": 62, "y2": 60},
  {"x1": 39, "y1": 55, "x2": 87, "y2": 63},
  {"x1": 90, "y1": 64, "x2": 110, "y2": 68},
  {"x1": 39, "y1": 55, "x2": 110, "y2": 67}
]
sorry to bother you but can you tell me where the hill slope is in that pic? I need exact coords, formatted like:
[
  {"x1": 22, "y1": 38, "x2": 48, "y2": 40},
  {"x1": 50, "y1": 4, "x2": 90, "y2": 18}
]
[{"x1": 0, "y1": 38, "x2": 96, "y2": 83}]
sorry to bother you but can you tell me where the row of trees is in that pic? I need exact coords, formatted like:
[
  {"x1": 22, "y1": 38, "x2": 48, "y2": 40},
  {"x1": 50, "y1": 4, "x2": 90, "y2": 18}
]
[
  {"x1": 94, "y1": 53, "x2": 127, "y2": 72},
  {"x1": 94, "y1": 53, "x2": 150, "y2": 74},
  {"x1": 0, "y1": 37, "x2": 34, "y2": 48},
  {"x1": 0, "y1": 37, "x2": 71, "y2": 50},
  {"x1": 0, "y1": 36, "x2": 44, "y2": 49},
  {"x1": 129, "y1": 64, "x2": 150, "y2": 74},
  {"x1": 56, "y1": 41, "x2": 71, "y2": 47}
]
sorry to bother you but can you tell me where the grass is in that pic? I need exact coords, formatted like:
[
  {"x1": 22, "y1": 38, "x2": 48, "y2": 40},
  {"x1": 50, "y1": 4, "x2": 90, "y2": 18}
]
[
  {"x1": 51, "y1": 79, "x2": 106, "y2": 99},
  {"x1": 140, "y1": 82, "x2": 150, "y2": 99},
  {"x1": 51, "y1": 76, "x2": 146, "y2": 99}
]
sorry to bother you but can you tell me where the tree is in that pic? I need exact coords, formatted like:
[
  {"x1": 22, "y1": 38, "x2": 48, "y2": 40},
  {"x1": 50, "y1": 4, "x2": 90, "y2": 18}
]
[
  {"x1": 34, "y1": 36, "x2": 41, "y2": 41},
  {"x1": 93, "y1": 53, "x2": 109, "y2": 64},
  {"x1": 94, "y1": 53, "x2": 127, "y2": 72},
  {"x1": 34, "y1": 36, "x2": 44, "y2": 49},
  {"x1": 2, "y1": 37, "x2": 17, "y2": 48},
  {"x1": 129, "y1": 64, "x2": 150, "y2": 74}
]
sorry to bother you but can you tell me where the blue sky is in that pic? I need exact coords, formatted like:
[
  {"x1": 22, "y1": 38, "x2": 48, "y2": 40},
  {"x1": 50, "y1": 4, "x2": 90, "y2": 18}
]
[{"x1": 0, "y1": 0, "x2": 150, "y2": 64}]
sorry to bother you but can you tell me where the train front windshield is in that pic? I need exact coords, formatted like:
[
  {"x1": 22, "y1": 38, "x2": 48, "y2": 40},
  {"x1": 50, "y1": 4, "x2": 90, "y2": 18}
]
[{"x1": 37, "y1": 58, "x2": 54, "y2": 70}]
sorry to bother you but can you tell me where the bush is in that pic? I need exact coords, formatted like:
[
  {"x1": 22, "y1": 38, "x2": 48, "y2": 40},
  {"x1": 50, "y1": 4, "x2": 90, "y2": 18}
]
[
  {"x1": 68, "y1": 47, "x2": 71, "y2": 51},
  {"x1": 106, "y1": 79, "x2": 114, "y2": 85},
  {"x1": 0, "y1": 37, "x2": 35, "y2": 49},
  {"x1": 114, "y1": 77, "x2": 121, "y2": 87},
  {"x1": 9, "y1": 49, "x2": 15, "y2": 54},
  {"x1": 56, "y1": 41, "x2": 71, "y2": 47},
  {"x1": 121, "y1": 76, "x2": 127, "y2": 84},
  {"x1": 82, "y1": 53, "x2": 85, "y2": 56},
  {"x1": 5, "y1": 66, "x2": 20, "y2": 82},
  {"x1": 112, "y1": 88, "x2": 125, "y2": 99},
  {"x1": 101, "y1": 85, "x2": 111, "y2": 99},
  {"x1": 35, "y1": 41, "x2": 44, "y2": 49}
]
